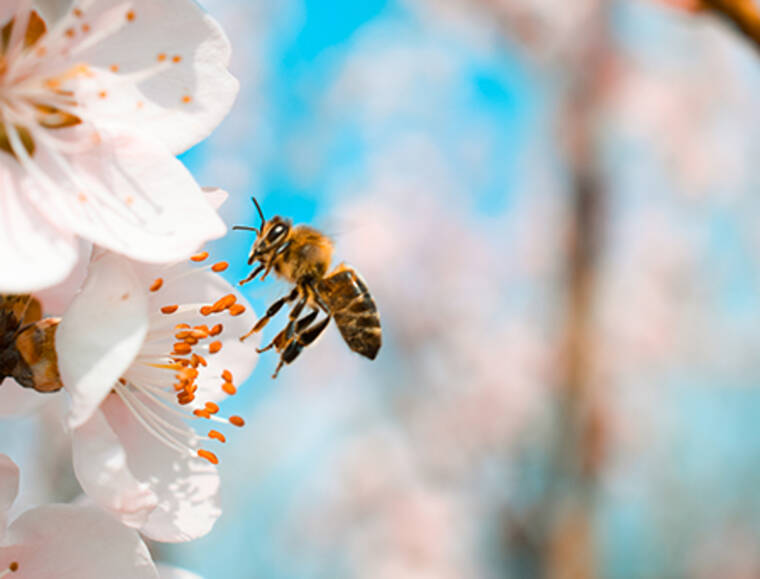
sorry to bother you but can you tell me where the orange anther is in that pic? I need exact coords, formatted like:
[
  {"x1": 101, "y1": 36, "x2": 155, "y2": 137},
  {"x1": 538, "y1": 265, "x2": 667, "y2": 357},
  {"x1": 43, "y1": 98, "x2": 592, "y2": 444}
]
[
  {"x1": 212, "y1": 294, "x2": 236, "y2": 311},
  {"x1": 73, "y1": 8, "x2": 84, "y2": 17},
  {"x1": 200, "y1": 305, "x2": 213, "y2": 316},
  {"x1": 178, "y1": 394, "x2": 195, "y2": 405},
  {"x1": 190, "y1": 251, "x2": 208, "y2": 262},
  {"x1": 208, "y1": 341, "x2": 222, "y2": 354},
  {"x1": 98, "y1": 91, "x2": 107, "y2": 99},
  {"x1": 173, "y1": 343, "x2": 192, "y2": 355},
  {"x1": 172, "y1": 55, "x2": 182, "y2": 63},
  {"x1": 210, "y1": 324, "x2": 223, "y2": 336},
  {"x1": 229, "y1": 304, "x2": 246, "y2": 316},
  {"x1": 149, "y1": 277, "x2": 163, "y2": 292},
  {"x1": 191, "y1": 329, "x2": 209, "y2": 339},
  {"x1": 221, "y1": 370, "x2": 233, "y2": 382},
  {"x1": 208, "y1": 430, "x2": 226, "y2": 443},
  {"x1": 110, "y1": 64, "x2": 119, "y2": 72},
  {"x1": 183, "y1": 336, "x2": 198, "y2": 346},
  {"x1": 175, "y1": 323, "x2": 190, "y2": 329},
  {"x1": 81, "y1": 23, "x2": 90, "y2": 32},
  {"x1": 205, "y1": 402, "x2": 219, "y2": 414},
  {"x1": 222, "y1": 382, "x2": 237, "y2": 396},
  {"x1": 65, "y1": 27, "x2": 75, "y2": 38},
  {"x1": 182, "y1": 95, "x2": 192, "y2": 104},
  {"x1": 175, "y1": 330, "x2": 191, "y2": 340},
  {"x1": 212, "y1": 261, "x2": 228, "y2": 272},
  {"x1": 9, "y1": 562, "x2": 19, "y2": 571},
  {"x1": 126, "y1": 10, "x2": 136, "y2": 21},
  {"x1": 193, "y1": 409, "x2": 211, "y2": 419},
  {"x1": 161, "y1": 305, "x2": 179, "y2": 314},
  {"x1": 197, "y1": 449, "x2": 218, "y2": 465},
  {"x1": 229, "y1": 416, "x2": 245, "y2": 427},
  {"x1": 193, "y1": 354, "x2": 208, "y2": 367}
]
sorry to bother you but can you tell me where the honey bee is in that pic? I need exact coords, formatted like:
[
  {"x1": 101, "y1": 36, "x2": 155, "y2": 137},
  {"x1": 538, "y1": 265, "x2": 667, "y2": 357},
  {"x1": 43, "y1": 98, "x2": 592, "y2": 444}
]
[
  {"x1": 0, "y1": 295, "x2": 62, "y2": 393},
  {"x1": 234, "y1": 197, "x2": 381, "y2": 378}
]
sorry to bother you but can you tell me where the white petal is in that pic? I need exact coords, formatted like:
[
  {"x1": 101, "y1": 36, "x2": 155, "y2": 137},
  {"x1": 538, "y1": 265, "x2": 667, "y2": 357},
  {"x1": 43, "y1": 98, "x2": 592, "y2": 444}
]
[
  {"x1": 0, "y1": 1, "x2": 21, "y2": 25},
  {"x1": 0, "y1": 160, "x2": 79, "y2": 293},
  {"x1": 0, "y1": 455, "x2": 19, "y2": 541},
  {"x1": 33, "y1": 240, "x2": 92, "y2": 315},
  {"x1": 70, "y1": 0, "x2": 238, "y2": 154},
  {"x1": 101, "y1": 394, "x2": 221, "y2": 542},
  {"x1": 157, "y1": 564, "x2": 204, "y2": 579},
  {"x1": 1, "y1": 505, "x2": 159, "y2": 579},
  {"x1": 56, "y1": 252, "x2": 148, "y2": 428},
  {"x1": 25, "y1": 128, "x2": 226, "y2": 265},
  {"x1": 0, "y1": 379, "x2": 49, "y2": 417},
  {"x1": 202, "y1": 187, "x2": 228, "y2": 211},
  {"x1": 72, "y1": 406, "x2": 158, "y2": 528}
]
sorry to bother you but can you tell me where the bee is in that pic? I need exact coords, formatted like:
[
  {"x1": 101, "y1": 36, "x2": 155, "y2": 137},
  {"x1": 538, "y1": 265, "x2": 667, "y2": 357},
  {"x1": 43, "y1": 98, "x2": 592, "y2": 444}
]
[
  {"x1": 234, "y1": 197, "x2": 381, "y2": 378},
  {"x1": 0, "y1": 294, "x2": 62, "y2": 393}
]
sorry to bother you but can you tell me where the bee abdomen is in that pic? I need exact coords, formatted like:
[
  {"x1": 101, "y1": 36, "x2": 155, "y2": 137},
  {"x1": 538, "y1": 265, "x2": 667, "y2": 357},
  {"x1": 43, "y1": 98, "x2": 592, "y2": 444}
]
[{"x1": 317, "y1": 267, "x2": 381, "y2": 360}]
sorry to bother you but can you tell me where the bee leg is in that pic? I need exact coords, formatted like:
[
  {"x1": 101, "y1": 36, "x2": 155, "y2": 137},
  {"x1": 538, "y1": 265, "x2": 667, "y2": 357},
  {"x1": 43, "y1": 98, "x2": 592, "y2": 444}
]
[
  {"x1": 256, "y1": 295, "x2": 309, "y2": 354},
  {"x1": 271, "y1": 315, "x2": 331, "y2": 379},
  {"x1": 240, "y1": 287, "x2": 298, "y2": 342},
  {"x1": 238, "y1": 264, "x2": 265, "y2": 286},
  {"x1": 258, "y1": 308, "x2": 320, "y2": 354}
]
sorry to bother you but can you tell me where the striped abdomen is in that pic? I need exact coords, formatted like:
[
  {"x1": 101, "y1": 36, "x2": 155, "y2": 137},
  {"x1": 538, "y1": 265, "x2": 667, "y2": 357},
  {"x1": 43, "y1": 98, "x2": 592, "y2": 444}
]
[{"x1": 316, "y1": 265, "x2": 381, "y2": 360}]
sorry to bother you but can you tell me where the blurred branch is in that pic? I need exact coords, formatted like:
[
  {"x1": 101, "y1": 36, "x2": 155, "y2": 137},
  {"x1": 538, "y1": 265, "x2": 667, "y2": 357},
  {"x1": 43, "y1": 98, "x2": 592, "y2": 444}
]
[{"x1": 545, "y1": 6, "x2": 612, "y2": 579}]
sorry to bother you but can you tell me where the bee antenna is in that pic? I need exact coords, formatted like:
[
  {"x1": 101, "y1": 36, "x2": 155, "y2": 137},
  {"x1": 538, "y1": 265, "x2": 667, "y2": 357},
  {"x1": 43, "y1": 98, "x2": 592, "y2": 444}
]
[
  {"x1": 251, "y1": 196, "x2": 266, "y2": 229},
  {"x1": 232, "y1": 225, "x2": 260, "y2": 234}
]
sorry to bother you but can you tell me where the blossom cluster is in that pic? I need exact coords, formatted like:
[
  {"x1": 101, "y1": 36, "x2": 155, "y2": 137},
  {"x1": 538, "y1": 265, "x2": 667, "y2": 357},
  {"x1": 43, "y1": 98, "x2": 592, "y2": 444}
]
[{"x1": 0, "y1": 1, "x2": 256, "y2": 576}]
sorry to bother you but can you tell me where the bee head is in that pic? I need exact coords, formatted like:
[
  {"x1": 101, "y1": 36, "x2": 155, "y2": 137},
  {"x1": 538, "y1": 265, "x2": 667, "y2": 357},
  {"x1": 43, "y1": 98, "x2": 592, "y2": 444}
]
[{"x1": 233, "y1": 198, "x2": 292, "y2": 266}]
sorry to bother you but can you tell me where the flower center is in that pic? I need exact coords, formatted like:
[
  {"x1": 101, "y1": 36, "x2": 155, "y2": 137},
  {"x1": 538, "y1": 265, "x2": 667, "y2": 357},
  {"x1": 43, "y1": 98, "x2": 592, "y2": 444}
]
[
  {"x1": 0, "y1": 7, "x2": 84, "y2": 159},
  {"x1": 113, "y1": 253, "x2": 247, "y2": 465}
]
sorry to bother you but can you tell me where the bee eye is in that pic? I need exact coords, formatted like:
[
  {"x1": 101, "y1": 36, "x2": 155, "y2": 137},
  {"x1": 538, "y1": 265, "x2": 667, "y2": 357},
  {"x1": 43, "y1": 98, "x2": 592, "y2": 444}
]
[{"x1": 267, "y1": 224, "x2": 286, "y2": 242}]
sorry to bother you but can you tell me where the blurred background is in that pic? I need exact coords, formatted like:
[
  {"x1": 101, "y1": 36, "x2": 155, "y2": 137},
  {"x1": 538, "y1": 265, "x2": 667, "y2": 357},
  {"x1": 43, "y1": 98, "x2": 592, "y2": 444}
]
[
  {"x1": 12, "y1": 0, "x2": 760, "y2": 577},
  {"x1": 172, "y1": 0, "x2": 760, "y2": 577}
]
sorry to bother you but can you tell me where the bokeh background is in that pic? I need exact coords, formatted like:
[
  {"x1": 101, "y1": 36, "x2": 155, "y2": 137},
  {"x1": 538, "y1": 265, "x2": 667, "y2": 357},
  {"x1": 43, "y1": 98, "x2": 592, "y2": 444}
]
[{"x1": 9, "y1": 0, "x2": 760, "y2": 577}]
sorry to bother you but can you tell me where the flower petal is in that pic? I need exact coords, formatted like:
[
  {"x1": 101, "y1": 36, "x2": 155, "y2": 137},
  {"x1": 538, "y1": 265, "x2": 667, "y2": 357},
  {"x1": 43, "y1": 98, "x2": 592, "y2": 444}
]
[
  {"x1": 68, "y1": 0, "x2": 238, "y2": 155},
  {"x1": 0, "y1": 160, "x2": 80, "y2": 293},
  {"x1": 0, "y1": 455, "x2": 19, "y2": 541},
  {"x1": 72, "y1": 407, "x2": 158, "y2": 528},
  {"x1": 157, "y1": 564, "x2": 205, "y2": 579},
  {"x1": 56, "y1": 252, "x2": 148, "y2": 428},
  {"x1": 1, "y1": 505, "x2": 159, "y2": 579},
  {"x1": 34, "y1": 240, "x2": 92, "y2": 315},
  {"x1": 101, "y1": 394, "x2": 221, "y2": 542},
  {"x1": 23, "y1": 128, "x2": 226, "y2": 265}
]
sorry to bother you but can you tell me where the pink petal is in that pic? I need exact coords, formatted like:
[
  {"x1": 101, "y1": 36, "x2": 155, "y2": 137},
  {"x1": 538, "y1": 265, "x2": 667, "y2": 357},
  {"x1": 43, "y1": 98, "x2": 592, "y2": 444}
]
[
  {"x1": 0, "y1": 455, "x2": 19, "y2": 541},
  {"x1": 202, "y1": 187, "x2": 228, "y2": 210},
  {"x1": 1, "y1": 505, "x2": 159, "y2": 579},
  {"x1": 72, "y1": 407, "x2": 158, "y2": 528},
  {"x1": 157, "y1": 564, "x2": 205, "y2": 579},
  {"x1": 24, "y1": 128, "x2": 226, "y2": 266},
  {"x1": 70, "y1": 0, "x2": 238, "y2": 155},
  {"x1": 56, "y1": 253, "x2": 149, "y2": 428},
  {"x1": 100, "y1": 394, "x2": 222, "y2": 542},
  {"x1": 0, "y1": 161, "x2": 80, "y2": 293},
  {"x1": 34, "y1": 240, "x2": 92, "y2": 315}
]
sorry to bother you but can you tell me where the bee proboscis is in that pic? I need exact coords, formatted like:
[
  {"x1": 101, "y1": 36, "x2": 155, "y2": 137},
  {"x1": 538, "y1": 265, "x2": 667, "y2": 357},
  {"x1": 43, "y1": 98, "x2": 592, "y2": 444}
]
[{"x1": 234, "y1": 198, "x2": 381, "y2": 378}]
